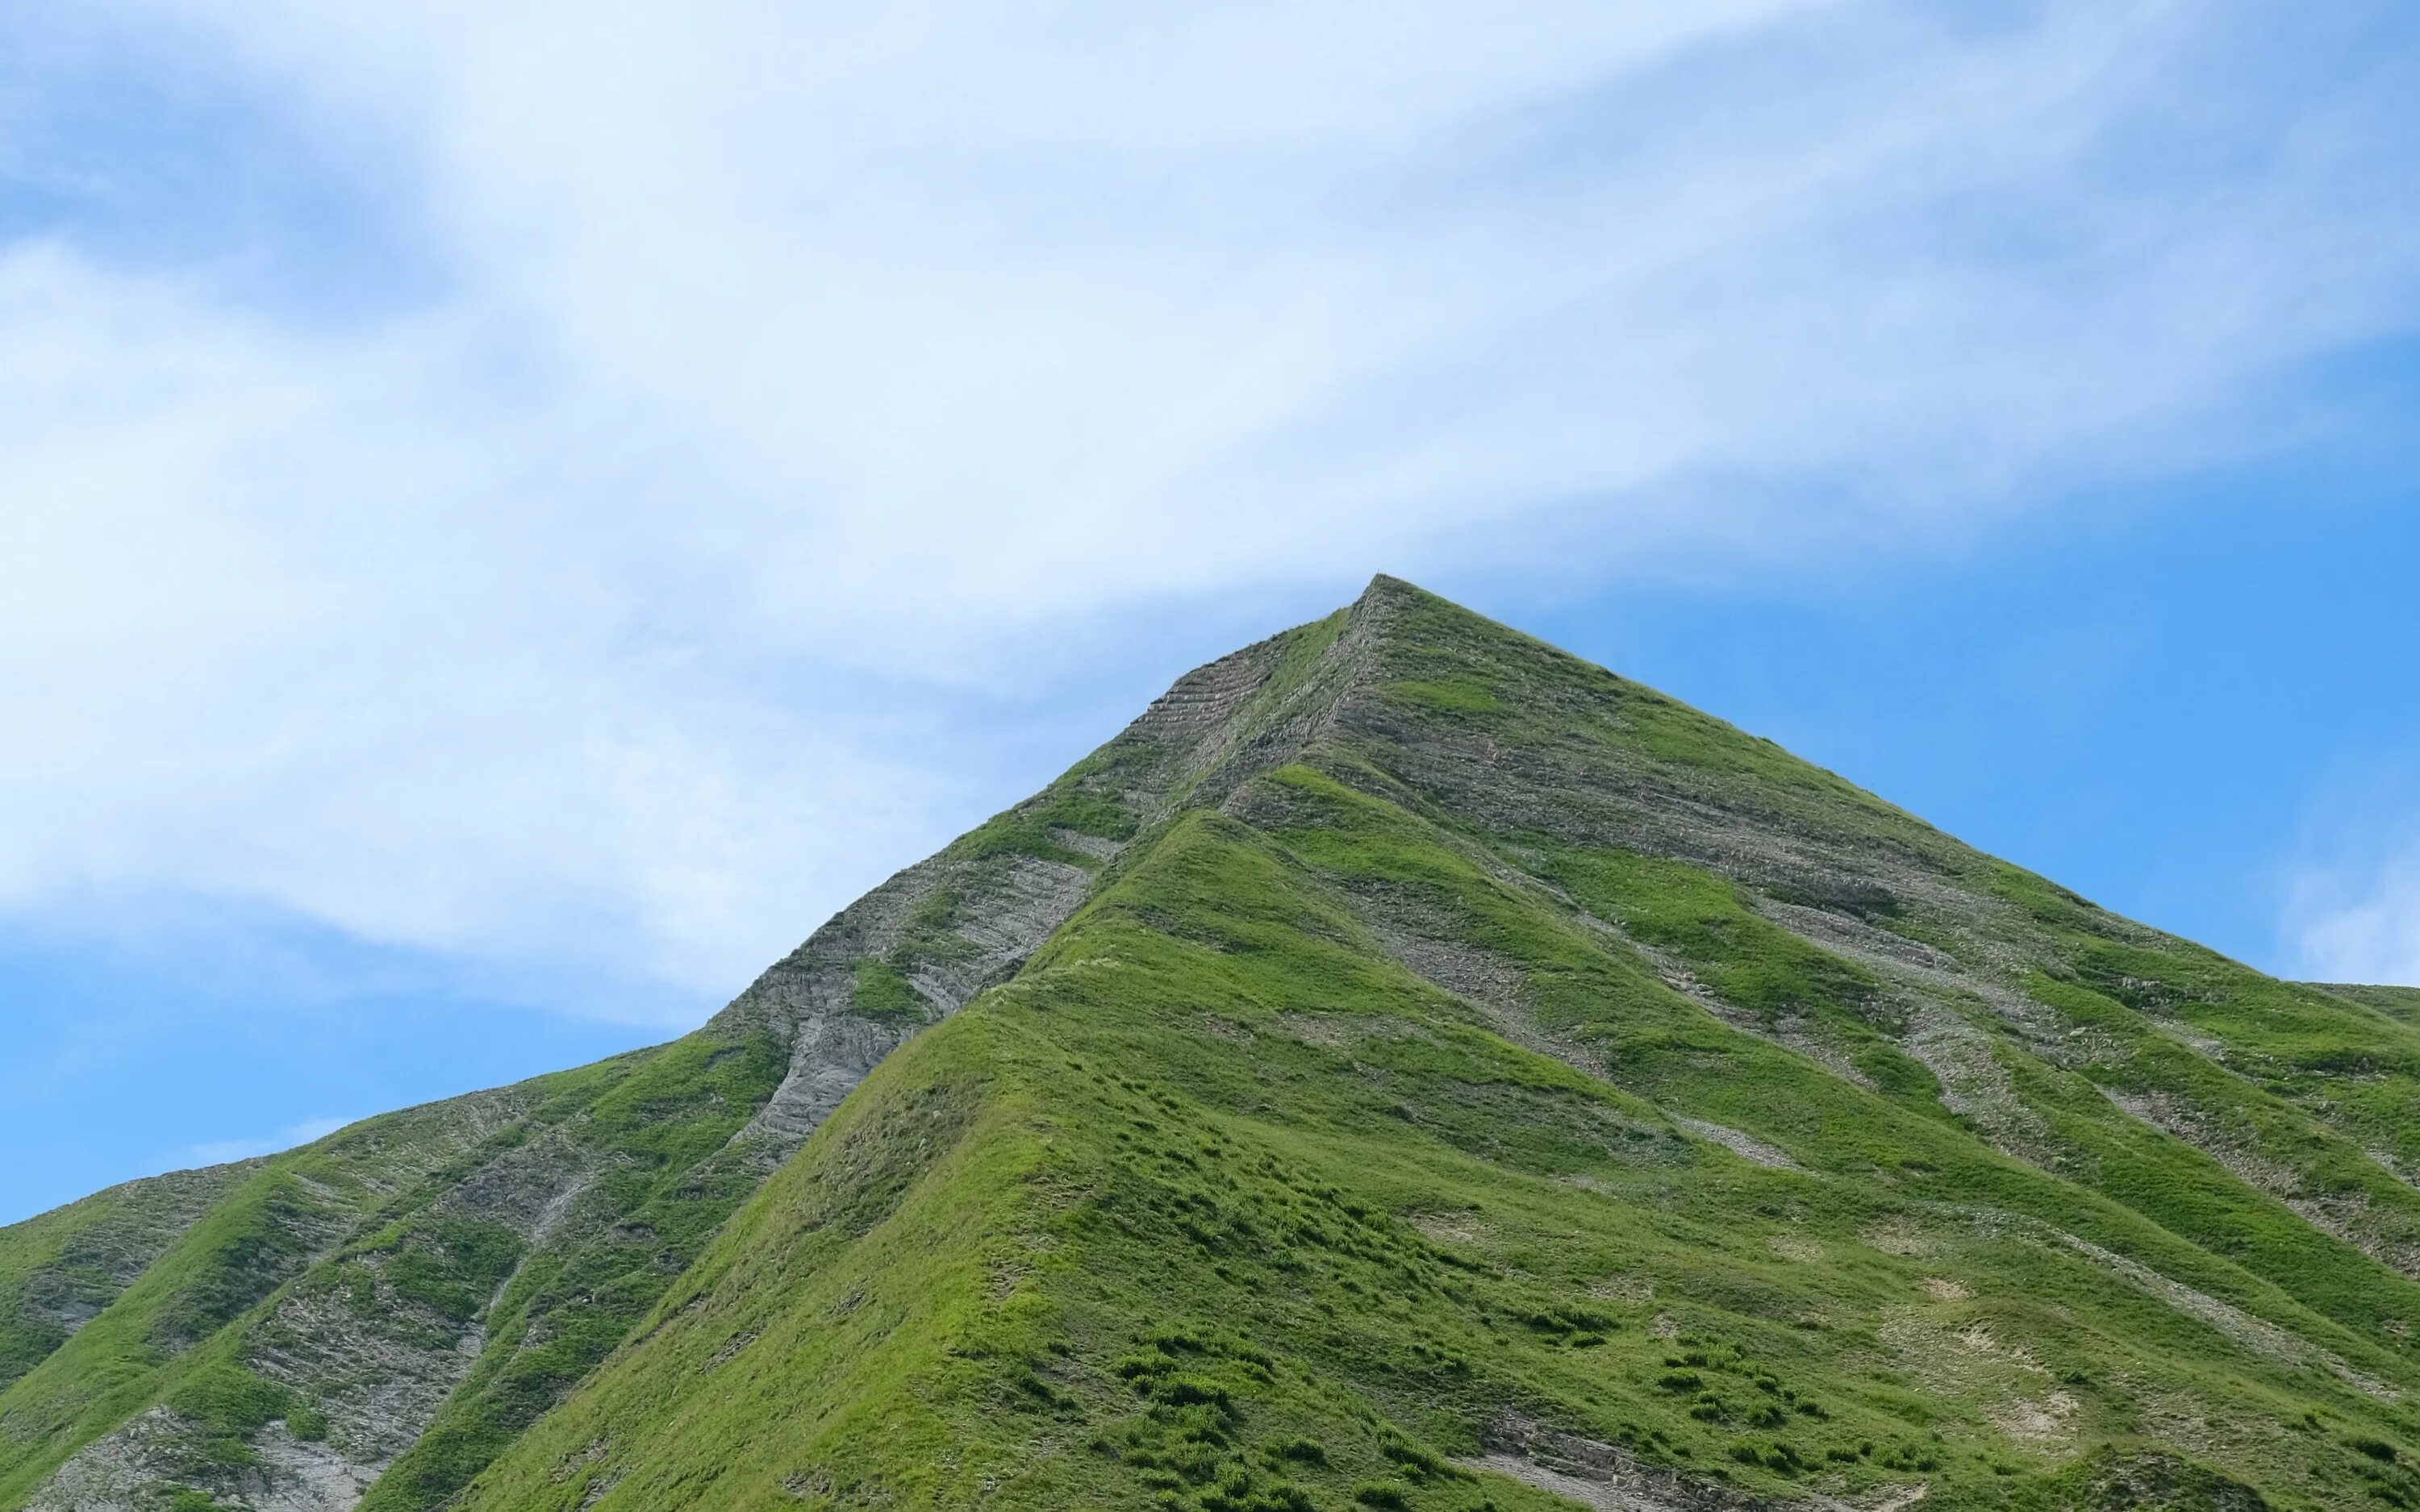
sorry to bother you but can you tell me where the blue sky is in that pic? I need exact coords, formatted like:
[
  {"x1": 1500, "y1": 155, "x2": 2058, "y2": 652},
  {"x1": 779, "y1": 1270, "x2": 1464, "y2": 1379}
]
[{"x1": 2, "y1": 0, "x2": 2418, "y2": 1225}]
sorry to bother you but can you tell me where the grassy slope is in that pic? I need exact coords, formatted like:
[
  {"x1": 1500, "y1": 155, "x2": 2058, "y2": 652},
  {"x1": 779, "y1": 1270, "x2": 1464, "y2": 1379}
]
[
  {"x1": 2315, "y1": 985, "x2": 2420, "y2": 1028},
  {"x1": 0, "y1": 602, "x2": 1366, "y2": 1512},
  {"x1": 0, "y1": 1163, "x2": 260, "y2": 1394},
  {"x1": 357, "y1": 1030, "x2": 786, "y2": 1512},
  {"x1": 0, "y1": 1088, "x2": 546, "y2": 1507},
  {"x1": 0, "y1": 1026, "x2": 786, "y2": 1511},
  {"x1": 21, "y1": 580, "x2": 2420, "y2": 1512},
  {"x1": 442, "y1": 585, "x2": 2420, "y2": 1512}
]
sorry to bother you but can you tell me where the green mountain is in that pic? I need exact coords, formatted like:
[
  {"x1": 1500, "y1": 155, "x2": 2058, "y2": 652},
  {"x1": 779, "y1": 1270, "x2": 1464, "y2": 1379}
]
[{"x1": 11, "y1": 576, "x2": 2420, "y2": 1512}]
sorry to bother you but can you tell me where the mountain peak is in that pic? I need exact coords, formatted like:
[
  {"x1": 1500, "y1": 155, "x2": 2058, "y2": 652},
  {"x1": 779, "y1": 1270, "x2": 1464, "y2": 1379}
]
[
  {"x1": 1354, "y1": 568, "x2": 1433, "y2": 603},
  {"x1": 12, "y1": 589, "x2": 2420, "y2": 1512},
  {"x1": 1350, "y1": 569, "x2": 1509, "y2": 639}
]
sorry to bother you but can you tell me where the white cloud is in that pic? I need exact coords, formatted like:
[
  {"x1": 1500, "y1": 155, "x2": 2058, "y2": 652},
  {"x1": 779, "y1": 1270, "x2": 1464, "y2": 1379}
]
[
  {"x1": 172, "y1": 1115, "x2": 352, "y2": 1169},
  {"x1": 2, "y1": 1, "x2": 2416, "y2": 1007},
  {"x1": 0, "y1": 244, "x2": 942, "y2": 999},
  {"x1": 2292, "y1": 859, "x2": 2420, "y2": 988},
  {"x1": 2286, "y1": 774, "x2": 2420, "y2": 988}
]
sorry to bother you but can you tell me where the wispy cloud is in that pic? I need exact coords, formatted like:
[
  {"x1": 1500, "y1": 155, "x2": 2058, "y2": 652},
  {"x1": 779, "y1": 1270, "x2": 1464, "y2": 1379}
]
[
  {"x1": 2292, "y1": 860, "x2": 2420, "y2": 988},
  {"x1": 171, "y1": 1115, "x2": 351, "y2": 1169},
  {"x1": 2286, "y1": 768, "x2": 2420, "y2": 988},
  {"x1": 2, "y1": 2, "x2": 2417, "y2": 1006}
]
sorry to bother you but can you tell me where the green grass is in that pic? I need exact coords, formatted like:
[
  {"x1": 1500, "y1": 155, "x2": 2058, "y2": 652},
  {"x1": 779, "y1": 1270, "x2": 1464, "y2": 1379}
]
[
  {"x1": 0, "y1": 1030, "x2": 782, "y2": 1511},
  {"x1": 357, "y1": 1029, "x2": 784, "y2": 1512},
  {"x1": 853, "y1": 958, "x2": 929, "y2": 1023},
  {"x1": 0, "y1": 1162, "x2": 256, "y2": 1393},
  {"x1": 439, "y1": 804, "x2": 2420, "y2": 1511},
  {"x1": 953, "y1": 812, "x2": 1103, "y2": 868},
  {"x1": 2317, "y1": 983, "x2": 2420, "y2": 1027},
  {"x1": 19, "y1": 576, "x2": 2420, "y2": 1512},
  {"x1": 0, "y1": 1087, "x2": 572, "y2": 1510}
]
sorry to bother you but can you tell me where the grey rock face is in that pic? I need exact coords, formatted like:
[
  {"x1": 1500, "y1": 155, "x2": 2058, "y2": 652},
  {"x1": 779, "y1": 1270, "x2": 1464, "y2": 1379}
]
[
  {"x1": 1467, "y1": 1410, "x2": 1772, "y2": 1510},
  {"x1": 23, "y1": 1406, "x2": 198, "y2": 1512}
]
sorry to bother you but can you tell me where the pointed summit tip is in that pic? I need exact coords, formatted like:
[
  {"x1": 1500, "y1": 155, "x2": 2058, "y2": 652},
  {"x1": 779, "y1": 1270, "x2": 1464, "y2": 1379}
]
[
  {"x1": 1347, "y1": 572, "x2": 1504, "y2": 634},
  {"x1": 1351, "y1": 572, "x2": 1458, "y2": 616},
  {"x1": 1358, "y1": 572, "x2": 1429, "y2": 602}
]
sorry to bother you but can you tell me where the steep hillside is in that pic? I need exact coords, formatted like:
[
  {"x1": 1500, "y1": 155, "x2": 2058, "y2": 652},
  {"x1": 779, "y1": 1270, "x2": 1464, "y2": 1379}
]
[
  {"x1": 0, "y1": 598, "x2": 1374, "y2": 1512},
  {"x1": 11, "y1": 577, "x2": 2420, "y2": 1512},
  {"x1": 0, "y1": 1165, "x2": 261, "y2": 1397},
  {"x1": 2317, "y1": 984, "x2": 2420, "y2": 1027}
]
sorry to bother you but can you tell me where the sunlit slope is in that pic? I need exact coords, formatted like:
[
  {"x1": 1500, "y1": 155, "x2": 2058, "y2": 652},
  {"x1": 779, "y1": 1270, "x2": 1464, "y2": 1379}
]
[
  {"x1": 452, "y1": 581, "x2": 2420, "y2": 1511},
  {"x1": 2318, "y1": 983, "x2": 2420, "y2": 1028},
  {"x1": 0, "y1": 603, "x2": 1378, "y2": 1512},
  {"x1": 14, "y1": 577, "x2": 2420, "y2": 1511}
]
